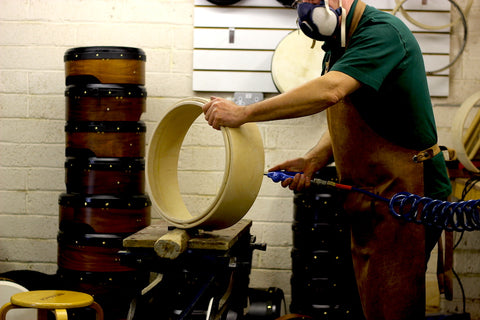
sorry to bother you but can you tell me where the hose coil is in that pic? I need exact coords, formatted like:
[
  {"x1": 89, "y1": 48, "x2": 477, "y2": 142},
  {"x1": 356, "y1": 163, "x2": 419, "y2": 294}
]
[{"x1": 389, "y1": 192, "x2": 480, "y2": 232}]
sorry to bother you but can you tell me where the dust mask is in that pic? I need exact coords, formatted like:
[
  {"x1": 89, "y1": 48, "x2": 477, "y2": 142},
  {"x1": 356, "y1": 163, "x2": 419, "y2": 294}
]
[{"x1": 297, "y1": 0, "x2": 346, "y2": 47}]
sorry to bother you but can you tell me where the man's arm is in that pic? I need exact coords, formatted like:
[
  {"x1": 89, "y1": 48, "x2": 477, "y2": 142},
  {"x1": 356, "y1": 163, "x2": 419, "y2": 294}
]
[{"x1": 203, "y1": 71, "x2": 361, "y2": 129}]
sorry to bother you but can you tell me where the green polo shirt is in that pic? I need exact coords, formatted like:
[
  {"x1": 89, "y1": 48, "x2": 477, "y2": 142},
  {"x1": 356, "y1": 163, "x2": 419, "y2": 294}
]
[{"x1": 325, "y1": 1, "x2": 451, "y2": 199}]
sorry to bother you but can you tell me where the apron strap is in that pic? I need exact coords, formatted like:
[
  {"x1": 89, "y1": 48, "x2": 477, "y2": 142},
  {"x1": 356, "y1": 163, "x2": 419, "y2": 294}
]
[
  {"x1": 347, "y1": 0, "x2": 367, "y2": 43},
  {"x1": 412, "y1": 143, "x2": 441, "y2": 163}
]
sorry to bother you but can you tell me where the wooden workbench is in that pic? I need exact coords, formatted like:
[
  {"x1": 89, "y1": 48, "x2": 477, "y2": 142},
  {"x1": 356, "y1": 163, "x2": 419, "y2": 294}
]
[{"x1": 123, "y1": 219, "x2": 252, "y2": 251}]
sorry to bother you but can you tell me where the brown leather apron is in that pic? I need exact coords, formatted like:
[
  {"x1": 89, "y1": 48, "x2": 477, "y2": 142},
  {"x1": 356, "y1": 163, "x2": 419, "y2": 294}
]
[
  {"x1": 325, "y1": 2, "x2": 431, "y2": 318},
  {"x1": 328, "y1": 98, "x2": 426, "y2": 320}
]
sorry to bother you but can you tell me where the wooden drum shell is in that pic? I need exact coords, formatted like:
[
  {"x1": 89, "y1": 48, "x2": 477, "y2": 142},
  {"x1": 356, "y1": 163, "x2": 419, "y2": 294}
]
[
  {"x1": 64, "y1": 46, "x2": 146, "y2": 86},
  {"x1": 65, "y1": 84, "x2": 146, "y2": 122},
  {"x1": 65, "y1": 157, "x2": 145, "y2": 195},
  {"x1": 58, "y1": 193, "x2": 151, "y2": 234},
  {"x1": 57, "y1": 232, "x2": 136, "y2": 272},
  {"x1": 65, "y1": 121, "x2": 146, "y2": 158}
]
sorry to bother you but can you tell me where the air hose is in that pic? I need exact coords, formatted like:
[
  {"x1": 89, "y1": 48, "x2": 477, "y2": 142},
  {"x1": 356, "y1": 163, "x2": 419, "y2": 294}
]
[{"x1": 265, "y1": 171, "x2": 480, "y2": 232}]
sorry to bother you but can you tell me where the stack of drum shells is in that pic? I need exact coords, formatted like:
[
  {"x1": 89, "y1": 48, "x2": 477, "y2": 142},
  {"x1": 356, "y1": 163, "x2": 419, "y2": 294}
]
[
  {"x1": 290, "y1": 167, "x2": 364, "y2": 320},
  {"x1": 58, "y1": 46, "x2": 151, "y2": 319}
]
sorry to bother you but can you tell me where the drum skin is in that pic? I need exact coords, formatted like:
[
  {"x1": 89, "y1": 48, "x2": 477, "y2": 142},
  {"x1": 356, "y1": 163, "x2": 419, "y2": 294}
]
[
  {"x1": 65, "y1": 84, "x2": 146, "y2": 122},
  {"x1": 65, "y1": 121, "x2": 146, "y2": 158},
  {"x1": 64, "y1": 46, "x2": 146, "y2": 86},
  {"x1": 58, "y1": 193, "x2": 151, "y2": 234},
  {"x1": 65, "y1": 157, "x2": 145, "y2": 195}
]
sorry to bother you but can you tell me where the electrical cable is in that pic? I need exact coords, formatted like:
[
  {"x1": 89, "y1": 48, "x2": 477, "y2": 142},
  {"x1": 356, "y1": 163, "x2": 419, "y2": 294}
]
[
  {"x1": 391, "y1": 0, "x2": 469, "y2": 75},
  {"x1": 452, "y1": 174, "x2": 480, "y2": 314},
  {"x1": 265, "y1": 171, "x2": 480, "y2": 232}
]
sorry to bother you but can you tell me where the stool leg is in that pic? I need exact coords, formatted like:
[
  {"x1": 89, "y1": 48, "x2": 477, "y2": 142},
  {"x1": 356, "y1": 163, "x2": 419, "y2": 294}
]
[
  {"x1": 0, "y1": 303, "x2": 16, "y2": 320},
  {"x1": 54, "y1": 308, "x2": 68, "y2": 320},
  {"x1": 90, "y1": 302, "x2": 104, "y2": 320}
]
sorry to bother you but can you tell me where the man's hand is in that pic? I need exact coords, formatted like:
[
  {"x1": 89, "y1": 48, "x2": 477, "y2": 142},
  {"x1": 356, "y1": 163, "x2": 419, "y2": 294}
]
[
  {"x1": 268, "y1": 157, "x2": 319, "y2": 191},
  {"x1": 202, "y1": 96, "x2": 247, "y2": 130}
]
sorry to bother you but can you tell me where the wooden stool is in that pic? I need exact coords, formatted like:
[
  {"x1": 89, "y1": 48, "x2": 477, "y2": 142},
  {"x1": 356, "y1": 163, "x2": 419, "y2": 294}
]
[{"x1": 0, "y1": 290, "x2": 103, "y2": 320}]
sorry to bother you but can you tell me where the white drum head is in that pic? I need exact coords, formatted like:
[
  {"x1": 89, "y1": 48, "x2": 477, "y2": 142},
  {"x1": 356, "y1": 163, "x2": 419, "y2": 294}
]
[
  {"x1": 0, "y1": 280, "x2": 37, "y2": 320},
  {"x1": 271, "y1": 31, "x2": 325, "y2": 93}
]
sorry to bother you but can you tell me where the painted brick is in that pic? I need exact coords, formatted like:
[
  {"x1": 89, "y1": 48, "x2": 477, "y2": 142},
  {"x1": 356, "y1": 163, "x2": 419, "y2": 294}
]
[
  {"x1": 456, "y1": 232, "x2": 480, "y2": 250},
  {"x1": 28, "y1": 71, "x2": 64, "y2": 95},
  {"x1": 0, "y1": 71, "x2": 28, "y2": 93},
  {"x1": 0, "y1": 238, "x2": 57, "y2": 263},
  {"x1": 0, "y1": 143, "x2": 64, "y2": 167},
  {"x1": 26, "y1": 191, "x2": 61, "y2": 215},
  {"x1": 0, "y1": 46, "x2": 65, "y2": 71},
  {"x1": 454, "y1": 250, "x2": 480, "y2": 274},
  {"x1": 27, "y1": 168, "x2": 64, "y2": 191},
  {"x1": 146, "y1": 73, "x2": 193, "y2": 97},
  {"x1": 0, "y1": 23, "x2": 76, "y2": 46},
  {"x1": 0, "y1": 94, "x2": 29, "y2": 118},
  {"x1": 0, "y1": 215, "x2": 57, "y2": 239},
  {"x1": 245, "y1": 197, "x2": 294, "y2": 223},
  {"x1": 75, "y1": 24, "x2": 172, "y2": 49},
  {"x1": 0, "y1": 261, "x2": 58, "y2": 275},
  {"x1": 0, "y1": 1, "x2": 29, "y2": 20},
  {"x1": 0, "y1": 168, "x2": 27, "y2": 190},
  {"x1": 255, "y1": 246, "x2": 291, "y2": 270},
  {"x1": 0, "y1": 119, "x2": 64, "y2": 144},
  {"x1": 0, "y1": 191, "x2": 26, "y2": 214},
  {"x1": 29, "y1": 0, "x2": 124, "y2": 23},
  {"x1": 29, "y1": 95, "x2": 65, "y2": 120}
]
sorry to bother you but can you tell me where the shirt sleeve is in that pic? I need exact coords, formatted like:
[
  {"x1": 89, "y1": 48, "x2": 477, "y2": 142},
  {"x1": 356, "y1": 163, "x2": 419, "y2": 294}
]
[{"x1": 330, "y1": 22, "x2": 407, "y2": 91}]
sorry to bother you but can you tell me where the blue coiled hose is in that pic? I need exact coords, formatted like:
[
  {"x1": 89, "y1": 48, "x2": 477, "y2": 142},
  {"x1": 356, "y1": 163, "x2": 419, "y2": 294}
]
[{"x1": 265, "y1": 171, "x2": 480, "y2": 232}]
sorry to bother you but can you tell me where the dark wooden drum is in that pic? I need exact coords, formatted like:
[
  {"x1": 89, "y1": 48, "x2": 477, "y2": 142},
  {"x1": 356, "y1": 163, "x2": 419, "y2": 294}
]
[
  {"x1": 65, "y1": 84, "x2": 146, "y2": 122},
  {"x1": 65, "y1": 121, "x2": 146, "y2": 158},
  {"x1": 58, "y1": 193, "x2": 151, "y2": 234},
  {"x1": 64, "y1": 46, "x2": 146, "y2": 85},
  {"x1": 65, "y1": 157, "x2": 145, "y2": 195},
  {"x1": 57, "y1": 231, "x2": 136, "y2": 272},
  {"x1": 56, "y1": 268, "x2": 148, "y2": 297}
]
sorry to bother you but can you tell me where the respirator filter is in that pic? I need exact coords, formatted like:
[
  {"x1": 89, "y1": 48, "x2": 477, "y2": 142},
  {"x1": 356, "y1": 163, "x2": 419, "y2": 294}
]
[{"x1": 297, "y1": 1, "x2": 343, "y2": 42}]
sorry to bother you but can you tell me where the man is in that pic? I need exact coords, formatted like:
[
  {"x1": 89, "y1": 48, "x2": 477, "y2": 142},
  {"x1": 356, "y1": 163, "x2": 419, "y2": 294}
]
[{"x1": 202, "y1": 0, "x2": 452, "y2": 319}]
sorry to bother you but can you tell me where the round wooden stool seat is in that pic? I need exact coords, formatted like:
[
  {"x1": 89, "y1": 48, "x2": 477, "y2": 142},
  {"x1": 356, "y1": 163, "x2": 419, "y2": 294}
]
[{"x1": 0, "y1": 290, "x2": 103, "y2": 320}]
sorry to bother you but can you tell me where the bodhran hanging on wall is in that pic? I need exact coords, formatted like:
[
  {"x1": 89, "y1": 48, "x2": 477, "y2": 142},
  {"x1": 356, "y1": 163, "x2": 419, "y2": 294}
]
[{"x1": 271, "y1": 31, "x2": 325, "y2": 93}]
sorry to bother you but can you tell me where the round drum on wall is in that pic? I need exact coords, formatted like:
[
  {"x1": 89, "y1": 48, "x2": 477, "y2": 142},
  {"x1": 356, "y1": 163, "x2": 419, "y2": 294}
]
[
  {"x1": 64, "y1": 46, "x2": 146, "y2": 86},
  {"x1": 147, "y1": 97, "x2": 265, "y2": 230},
  {"x1": 271, "y1": 31, "x2": 325, "y2": 93}
]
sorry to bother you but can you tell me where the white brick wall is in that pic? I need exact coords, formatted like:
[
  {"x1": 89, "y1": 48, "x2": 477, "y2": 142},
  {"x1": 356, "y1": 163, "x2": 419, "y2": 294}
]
[{"x1": 0, "y1": 0, "x2": 479, "y2": 317}]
